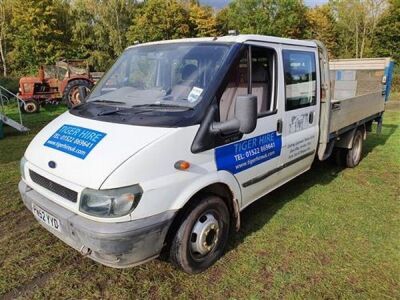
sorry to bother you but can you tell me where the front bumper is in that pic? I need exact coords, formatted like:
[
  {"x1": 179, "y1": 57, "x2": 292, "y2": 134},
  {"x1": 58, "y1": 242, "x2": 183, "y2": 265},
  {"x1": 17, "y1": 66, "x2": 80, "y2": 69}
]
[{"x1": 19, "y1": 180, "x2": 176, "y2": 268}]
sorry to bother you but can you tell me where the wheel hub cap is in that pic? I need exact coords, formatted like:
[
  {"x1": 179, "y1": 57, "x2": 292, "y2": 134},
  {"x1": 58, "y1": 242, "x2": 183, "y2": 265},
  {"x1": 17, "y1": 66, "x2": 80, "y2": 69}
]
[
  {"x1": 25, "y1": 103, "x2": 35, "y2": 112},
  {"x1": 190, "y1": 213, "x2": 219, "y2": 256}
]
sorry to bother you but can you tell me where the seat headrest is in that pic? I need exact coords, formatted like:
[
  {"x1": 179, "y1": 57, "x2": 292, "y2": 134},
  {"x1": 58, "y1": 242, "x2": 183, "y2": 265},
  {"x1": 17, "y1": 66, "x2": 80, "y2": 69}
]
[
  {"x1": 252, "y1": 64, "x2": 267, "y2": 83},
  {"x1": 181, "y1": 64, "x2": 197, "y2": 81}
]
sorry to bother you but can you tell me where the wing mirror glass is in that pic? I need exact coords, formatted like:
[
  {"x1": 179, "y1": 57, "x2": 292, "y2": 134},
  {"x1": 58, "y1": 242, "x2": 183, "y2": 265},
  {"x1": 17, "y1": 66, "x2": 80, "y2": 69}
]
[{"x1": 211, "y1": 95, "x2": 257, "y2": 135}]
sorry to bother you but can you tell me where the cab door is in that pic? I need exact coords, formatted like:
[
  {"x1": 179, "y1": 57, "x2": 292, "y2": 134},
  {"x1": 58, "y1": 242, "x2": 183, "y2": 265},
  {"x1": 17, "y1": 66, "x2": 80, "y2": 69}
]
[
  {"x1": 214, "y1": 43, "x2": 284, "y2": 207},
  {"x1": 279, "y1": 47, "x2": 320, "y2": 180}
]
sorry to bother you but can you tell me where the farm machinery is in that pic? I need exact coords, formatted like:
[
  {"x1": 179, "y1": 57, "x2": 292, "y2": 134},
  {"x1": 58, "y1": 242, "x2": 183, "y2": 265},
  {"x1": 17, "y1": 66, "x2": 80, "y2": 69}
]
[{"x1": 18, "y1": 60, "x2": 98, "y2": 113}]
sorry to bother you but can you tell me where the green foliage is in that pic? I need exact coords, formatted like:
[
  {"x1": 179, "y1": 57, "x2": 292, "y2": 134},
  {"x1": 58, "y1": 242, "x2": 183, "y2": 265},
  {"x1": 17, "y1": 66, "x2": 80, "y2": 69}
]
[
  {"x1": 8, "y1": 0, "x2": 70, "y2": 75},
  {"x1": 391, "y1": 66, "x2": 400, "y2": 92},
  {"x1": 188, "y1": 3, "x2": 217, "y2": 37},
  {"x1": 305, "y1": 4, "x2": 339, "y2": 58},
  {"x1": 127, "y1": 0, "x2": 190, "y2": 43},
  {"x1": 68, "y1": 0, "x2": 96, "y2": 61},
  {"x1": 70, "y1": 0, "x2": 137, "y2": 71},
  {"x1": 218, "y1": 0, "x2": 308, "y2": 38},
  {"x1": 373, "y1": 0, "x2": 400, "y2": 62},
  {"x1": 0, "y1": 0, "x2": 398, "y2": 77},
  {"x1": 330, "y1": 0, "x2": 388, "y2": 59},
  {"x1": 126, "y1": 0, "x2": 218, "y2": 44},
  {"x1": 0, "y1": 0, "x2": 13, "y2": 76},
  {"x1": 0, "y1": 76, "x2": 18, "y2": 94}
]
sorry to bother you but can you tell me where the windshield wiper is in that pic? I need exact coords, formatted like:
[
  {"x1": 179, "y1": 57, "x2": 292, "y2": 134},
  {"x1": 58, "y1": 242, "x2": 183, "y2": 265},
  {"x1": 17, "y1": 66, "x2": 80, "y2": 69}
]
[
  {"x1": 91, "y1": 99, "x2": 127, "y2": 105},
  {"x1": 96, "y1": 103, "x2": 193, "y2": 116},
  {"x1": 131, "y1": 103, "x2": 194, "y2": 110},
  {"x1": 97, "y1": 108, "x2": 125, "y2": 116}
]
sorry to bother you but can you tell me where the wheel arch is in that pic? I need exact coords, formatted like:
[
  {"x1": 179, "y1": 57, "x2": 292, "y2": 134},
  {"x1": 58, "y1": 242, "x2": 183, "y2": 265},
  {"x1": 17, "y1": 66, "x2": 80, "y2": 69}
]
[{"x1": 335, "y1": 124, "x2": 366, "y2": 149}]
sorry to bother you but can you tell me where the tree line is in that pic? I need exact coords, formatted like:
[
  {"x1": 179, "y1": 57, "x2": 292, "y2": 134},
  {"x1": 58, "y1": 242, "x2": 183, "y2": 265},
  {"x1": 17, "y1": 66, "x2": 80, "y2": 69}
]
[{"x1": 0, "y1": 0, "x2": 398, "y2": 77}]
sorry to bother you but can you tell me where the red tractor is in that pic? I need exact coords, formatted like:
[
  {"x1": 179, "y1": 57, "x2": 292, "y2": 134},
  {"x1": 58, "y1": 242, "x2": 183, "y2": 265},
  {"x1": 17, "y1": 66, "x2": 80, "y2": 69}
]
[{"x1": 18, "y1": 60, "x2": 96, "y2": 113}]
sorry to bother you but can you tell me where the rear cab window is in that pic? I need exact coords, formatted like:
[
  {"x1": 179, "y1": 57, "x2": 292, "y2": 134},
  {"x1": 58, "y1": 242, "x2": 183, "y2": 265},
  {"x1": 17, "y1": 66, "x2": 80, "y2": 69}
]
[{"x1": 283, "y1": 50, "x2": 316, "y2": 111}]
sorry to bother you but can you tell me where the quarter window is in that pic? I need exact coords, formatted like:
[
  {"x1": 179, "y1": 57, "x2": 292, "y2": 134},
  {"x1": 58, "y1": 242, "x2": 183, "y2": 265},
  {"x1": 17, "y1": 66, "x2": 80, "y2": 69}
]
[{"x1": 283, "y1": 50, "x2": 316, "y2": 110}]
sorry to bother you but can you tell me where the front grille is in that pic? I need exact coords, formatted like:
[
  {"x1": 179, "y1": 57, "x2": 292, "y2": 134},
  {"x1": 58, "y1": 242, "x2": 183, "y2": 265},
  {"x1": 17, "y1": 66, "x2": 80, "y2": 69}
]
[{"x1": 29, "y1": 170, "x2": 78, "y2": 203}]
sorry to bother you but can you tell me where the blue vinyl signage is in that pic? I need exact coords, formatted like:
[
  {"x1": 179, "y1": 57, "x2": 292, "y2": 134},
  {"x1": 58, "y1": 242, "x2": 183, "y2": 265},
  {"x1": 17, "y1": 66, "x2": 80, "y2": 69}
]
[
  {"x1": 44, "y1": 124, "x2": 106, "y2": 159},
  {"x1": 215, "y1": 131, "x2": 281, "y2": 174}
]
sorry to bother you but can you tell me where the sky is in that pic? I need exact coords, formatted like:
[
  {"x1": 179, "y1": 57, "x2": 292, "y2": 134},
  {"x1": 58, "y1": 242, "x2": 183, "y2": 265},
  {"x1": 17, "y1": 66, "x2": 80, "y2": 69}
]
[
  {"x1": 304, "y1": 0, "x2": 329, "y2": 6},
  {"x1": 200, "y1": 0, "x2": 329, "y2": 8}
]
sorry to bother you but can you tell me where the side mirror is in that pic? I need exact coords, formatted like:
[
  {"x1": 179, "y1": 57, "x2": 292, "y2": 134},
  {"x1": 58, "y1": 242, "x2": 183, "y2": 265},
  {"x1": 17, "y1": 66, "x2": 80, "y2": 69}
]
[
  {"x1": 235, "y1": 95, "x2": 257, "y2": 133},
  {"x1": 211, "y1": 95, "x2": 257, "y2": 135}
]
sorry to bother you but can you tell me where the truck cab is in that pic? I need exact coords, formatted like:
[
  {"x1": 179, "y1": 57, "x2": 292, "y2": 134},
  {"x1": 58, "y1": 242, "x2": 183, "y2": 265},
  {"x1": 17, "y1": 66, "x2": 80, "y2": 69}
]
[{"x1": 19, "y1": 35, "x2": 390, "y2": 273}]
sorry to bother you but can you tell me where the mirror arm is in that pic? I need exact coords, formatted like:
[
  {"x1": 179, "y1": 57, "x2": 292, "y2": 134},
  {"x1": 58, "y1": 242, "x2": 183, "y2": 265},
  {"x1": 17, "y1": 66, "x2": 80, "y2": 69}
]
[
  {"x1": 210, "y1": 119, "x2": 240, "y2": 135},
  {"x1": 78, "y1": 86, "x2": 88, "y2": 101}
]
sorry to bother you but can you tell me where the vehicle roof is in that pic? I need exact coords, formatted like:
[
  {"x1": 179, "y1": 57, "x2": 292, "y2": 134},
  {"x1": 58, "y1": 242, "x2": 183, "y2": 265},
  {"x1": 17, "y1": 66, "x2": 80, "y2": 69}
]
[{"x1": 126, "y1": 34, "x2": 318, "y2": 49}]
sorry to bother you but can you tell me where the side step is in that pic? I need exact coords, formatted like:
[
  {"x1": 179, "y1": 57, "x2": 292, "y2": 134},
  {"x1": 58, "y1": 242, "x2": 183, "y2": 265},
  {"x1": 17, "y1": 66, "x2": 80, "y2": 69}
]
[{"x1": 0, "y1": 113, "x2": 29, "y2": 132}]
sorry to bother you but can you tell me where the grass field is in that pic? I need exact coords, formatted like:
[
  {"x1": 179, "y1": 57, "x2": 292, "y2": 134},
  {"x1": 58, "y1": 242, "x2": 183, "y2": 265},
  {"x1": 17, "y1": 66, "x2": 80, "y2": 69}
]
[{"x1": 0, "y1": 97, "x2": 399, "y2": 299}]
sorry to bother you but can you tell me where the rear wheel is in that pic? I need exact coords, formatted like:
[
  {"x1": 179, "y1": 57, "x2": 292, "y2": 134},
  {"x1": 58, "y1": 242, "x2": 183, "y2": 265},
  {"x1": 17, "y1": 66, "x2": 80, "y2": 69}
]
[
  {"x1": 21, "y1": 100, "x2": 40, "y2": 114},
  {"x1": 63, "y1": 79, "x2": 93, "y2": 108},
  {"x1": 335, "y1": 129, "x2": 363, "y2": 168},
  {"x1": 170, "y1": 195, "x2": 230, "y2": 274}
]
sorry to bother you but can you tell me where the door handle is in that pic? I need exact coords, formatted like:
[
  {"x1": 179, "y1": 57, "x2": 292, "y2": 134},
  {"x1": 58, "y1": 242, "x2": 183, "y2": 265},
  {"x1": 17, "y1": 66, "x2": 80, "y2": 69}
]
[
  {"x1": 309, "y1": 112, "x2": 314, "y2": 124},
  {"x1": 332, "y1": 102, "x2": 341, "y2": 111},
  {"x1": 277, "y1": 119, "x2": 283, "y2": 134}
]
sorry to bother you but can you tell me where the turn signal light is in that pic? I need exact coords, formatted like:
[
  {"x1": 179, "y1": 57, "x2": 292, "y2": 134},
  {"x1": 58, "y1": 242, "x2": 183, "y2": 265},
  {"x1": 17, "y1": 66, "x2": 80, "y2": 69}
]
[{"x1": 175, "y1": 160, "x2": 190, "y2": 170}]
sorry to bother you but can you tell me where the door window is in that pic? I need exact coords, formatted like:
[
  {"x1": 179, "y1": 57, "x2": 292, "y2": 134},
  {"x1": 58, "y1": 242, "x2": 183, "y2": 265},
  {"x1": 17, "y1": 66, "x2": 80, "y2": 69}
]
[
  {"x1": 219, "y1": 46, "x2": 276, "y2": 121},
  {"x1": 283, "y1": 50, "x2": 316, "y2": 111}
]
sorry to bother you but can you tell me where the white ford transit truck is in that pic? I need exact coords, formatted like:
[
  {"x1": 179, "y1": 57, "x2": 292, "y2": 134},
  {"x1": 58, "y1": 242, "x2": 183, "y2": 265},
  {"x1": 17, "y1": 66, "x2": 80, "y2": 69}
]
[{"x1": 19, "y1": 35, "x2": 394, "y2": 273}]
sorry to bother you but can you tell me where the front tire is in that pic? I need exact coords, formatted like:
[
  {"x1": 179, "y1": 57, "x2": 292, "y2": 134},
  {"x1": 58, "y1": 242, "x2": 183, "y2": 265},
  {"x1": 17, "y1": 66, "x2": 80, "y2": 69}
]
[{"x1": 170, "y1": 195, "x2": 230, "y2": 274}]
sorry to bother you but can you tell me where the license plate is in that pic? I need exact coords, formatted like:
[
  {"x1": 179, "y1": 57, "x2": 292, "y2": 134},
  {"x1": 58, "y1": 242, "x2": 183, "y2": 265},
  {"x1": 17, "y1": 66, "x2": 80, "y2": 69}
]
[{"x1": 32, "y1": 204, "x2": 62, "y2": 232}]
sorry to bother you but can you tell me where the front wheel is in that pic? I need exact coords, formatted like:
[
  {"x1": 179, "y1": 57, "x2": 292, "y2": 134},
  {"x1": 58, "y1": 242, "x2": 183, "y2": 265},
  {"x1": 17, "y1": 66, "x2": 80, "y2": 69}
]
[{"x1": 170, "y1": 195, "x2": 230, "y2": 274}]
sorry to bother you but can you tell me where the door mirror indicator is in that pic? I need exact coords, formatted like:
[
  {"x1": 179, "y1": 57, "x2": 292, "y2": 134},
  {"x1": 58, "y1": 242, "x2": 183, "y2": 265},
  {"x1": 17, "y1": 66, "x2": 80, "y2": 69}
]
[{"x1": 211, "y1": 95, "x2": 257, "y2": 135}]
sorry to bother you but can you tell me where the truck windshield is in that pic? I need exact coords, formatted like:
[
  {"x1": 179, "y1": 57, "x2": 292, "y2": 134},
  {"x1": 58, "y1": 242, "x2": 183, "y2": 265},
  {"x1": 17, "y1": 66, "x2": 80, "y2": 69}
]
[{"x1": 87, "y1": 43, "x2": 231, "y2": 109}]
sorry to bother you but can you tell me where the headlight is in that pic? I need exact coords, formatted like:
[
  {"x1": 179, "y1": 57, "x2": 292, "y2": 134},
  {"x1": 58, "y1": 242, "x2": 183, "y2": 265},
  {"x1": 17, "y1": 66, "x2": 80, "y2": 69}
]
[
  {"x1": 20, "y1": 157, "x2": 27, "y2": 180},
  {"x1": 79, "y1": 185, "x2": 143, "y2": 218}
]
